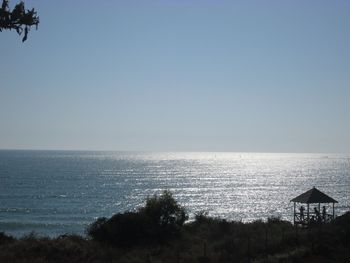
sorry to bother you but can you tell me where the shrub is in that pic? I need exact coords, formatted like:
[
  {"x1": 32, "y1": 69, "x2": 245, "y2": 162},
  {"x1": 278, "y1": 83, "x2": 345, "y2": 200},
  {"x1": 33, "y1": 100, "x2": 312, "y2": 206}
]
[
  {"x1": 0, "y1": 232, "x2": 15, "y2": 245},
  {"x1": 267, "y1": 215, "x2": 283, "y2": 224},
  {"x1": 194, "y1": 211, "x2": 210, "y2": 224},
  {"x1": 86, "y1": 217, "x2": 108, "y2": 242},
  {"x1": 139, "y1": 190, "x2": 188, "y2": 239},
  {"x1": 87, "y1": 190, "x2": 188, "y2": 247}
]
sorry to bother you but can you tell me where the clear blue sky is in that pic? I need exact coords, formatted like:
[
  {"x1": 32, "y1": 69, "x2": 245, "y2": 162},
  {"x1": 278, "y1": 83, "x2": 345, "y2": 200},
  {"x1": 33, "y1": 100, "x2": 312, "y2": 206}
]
[{"x1": 1, "y1": 0, "x2": 350, "y2": 152}]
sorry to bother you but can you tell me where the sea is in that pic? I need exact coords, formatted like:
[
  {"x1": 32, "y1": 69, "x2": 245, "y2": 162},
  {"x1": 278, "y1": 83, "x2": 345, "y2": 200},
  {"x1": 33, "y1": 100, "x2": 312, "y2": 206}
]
[{"x1": 0, "y1": 150, "x2": 349, "y2": 237}]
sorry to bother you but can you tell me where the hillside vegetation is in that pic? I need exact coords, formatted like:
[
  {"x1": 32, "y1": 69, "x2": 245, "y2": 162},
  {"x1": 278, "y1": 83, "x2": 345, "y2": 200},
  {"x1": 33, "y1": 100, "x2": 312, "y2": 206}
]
[{"x1": 0, "y1": 191, "x2": 349, "y2": 263}]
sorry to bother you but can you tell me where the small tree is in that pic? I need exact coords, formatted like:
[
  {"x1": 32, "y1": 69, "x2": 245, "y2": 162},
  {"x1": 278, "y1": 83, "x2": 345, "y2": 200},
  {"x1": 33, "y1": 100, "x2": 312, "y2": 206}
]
[
  {"x1": 0, "y1": 0, "x2": 39, "y2": 42},
  {"x1": 140, "y1": 190, "x2": 188, "y2": 237},
  {"x1": 87, "y1": 191, "x2": 188, "y2": 246}
]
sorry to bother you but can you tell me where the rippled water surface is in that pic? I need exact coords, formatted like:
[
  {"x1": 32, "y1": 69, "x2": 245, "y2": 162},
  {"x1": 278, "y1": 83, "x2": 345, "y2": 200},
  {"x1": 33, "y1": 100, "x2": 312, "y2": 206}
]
[{"x1": 0, "y1": 150, "x2": 349, "y2": 237}]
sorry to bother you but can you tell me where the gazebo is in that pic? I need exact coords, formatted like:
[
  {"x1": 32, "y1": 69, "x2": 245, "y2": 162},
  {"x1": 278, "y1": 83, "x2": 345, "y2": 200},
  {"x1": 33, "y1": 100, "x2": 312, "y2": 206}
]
[{"x1": 291, "y1": 187, "x2": 338, "y2": 226}]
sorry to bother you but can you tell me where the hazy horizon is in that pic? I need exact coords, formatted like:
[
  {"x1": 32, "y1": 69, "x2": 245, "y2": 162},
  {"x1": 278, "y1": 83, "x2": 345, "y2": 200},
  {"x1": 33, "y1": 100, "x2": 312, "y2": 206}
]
[
  {"x1": 1, "y1": 0, "x2": 350, "y2": 153},
  {"x1": 0, "y1": 148, "x2": 349, "y2": 155}
]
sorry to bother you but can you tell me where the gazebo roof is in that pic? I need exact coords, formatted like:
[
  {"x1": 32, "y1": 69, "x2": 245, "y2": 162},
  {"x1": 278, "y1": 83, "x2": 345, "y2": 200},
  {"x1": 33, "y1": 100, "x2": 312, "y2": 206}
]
[{"x1": 291, "y1": 187, "x2": 338, "y2": 204}]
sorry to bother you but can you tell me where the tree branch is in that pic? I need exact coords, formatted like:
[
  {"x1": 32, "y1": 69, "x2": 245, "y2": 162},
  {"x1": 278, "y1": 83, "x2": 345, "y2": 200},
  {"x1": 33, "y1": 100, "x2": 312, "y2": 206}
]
[{"x1": 0, "y1": 0, "x2": 39, "y2": 42}]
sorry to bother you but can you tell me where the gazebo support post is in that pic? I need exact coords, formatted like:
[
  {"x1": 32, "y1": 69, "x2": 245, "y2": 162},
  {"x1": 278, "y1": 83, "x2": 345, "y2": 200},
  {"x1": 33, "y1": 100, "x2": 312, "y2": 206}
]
[
  {"x1": 307, "y1": 203, "x2": 310, "y2": 224},
  {"x1": 332, "y1": 202, "x2": 335, "y2": 220},
  {"x1": 293, "y1": 202, "x2": 296, "y2": 225}
]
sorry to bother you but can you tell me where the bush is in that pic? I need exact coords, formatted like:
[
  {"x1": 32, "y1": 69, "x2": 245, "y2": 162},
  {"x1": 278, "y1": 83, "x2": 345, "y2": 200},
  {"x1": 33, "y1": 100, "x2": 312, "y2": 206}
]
[
  {"x1": 194, "y1": 211, "x2": 210, "y2": 224},
  {"x1": 140, "y1": 190, "x2": 188, "y2": 238},
  {"x1": 0, "y1": 232, "x2": 15, "y2": 245},
  {"x1": 87, "y1": 212, "x2": 149, "y2": 247},
  {"x1": 87, "y1": 190, "x2": 188, "y2": 247},
  {"x1": 86, "y1": 217, "x2": 108, "y2": 242}
]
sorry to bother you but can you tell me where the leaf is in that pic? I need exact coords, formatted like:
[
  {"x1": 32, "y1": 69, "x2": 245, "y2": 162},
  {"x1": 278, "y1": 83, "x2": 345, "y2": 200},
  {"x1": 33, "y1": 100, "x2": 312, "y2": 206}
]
[{"x1": 22, "y1": 26, "x2": 28, "y2": 42}]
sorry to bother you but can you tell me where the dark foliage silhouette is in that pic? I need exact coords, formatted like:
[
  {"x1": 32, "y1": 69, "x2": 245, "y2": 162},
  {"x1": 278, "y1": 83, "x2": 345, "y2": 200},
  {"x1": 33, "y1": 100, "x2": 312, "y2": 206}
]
[
  {"x1": 140, "y1": 190, "x2": 188, "y2": 238},
  {"x1": 0, "y1": 232, "x2": 15, "y2": 245},
  {"x1": 85, "y1": 217, "x2": 108, "y2": 243},
  {"x1": 88, "y1": 211, "x2": 149, "y2": 247},
  {"x1": 0, "y1": 0, "x2": 39, "y2": 41},
  {"x1": 1, "y1": 207, "x2": 350, "y2": 262},
  {"x1": 87, "y1": 190, "x2": 188, "y2": 247}
]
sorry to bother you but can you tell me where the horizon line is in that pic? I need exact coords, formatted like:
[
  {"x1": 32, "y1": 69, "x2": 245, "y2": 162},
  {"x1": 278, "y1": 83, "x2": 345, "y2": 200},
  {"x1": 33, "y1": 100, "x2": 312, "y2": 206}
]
[{"x1": 0, "y1": 148, "x2": 349, "y2": 155}]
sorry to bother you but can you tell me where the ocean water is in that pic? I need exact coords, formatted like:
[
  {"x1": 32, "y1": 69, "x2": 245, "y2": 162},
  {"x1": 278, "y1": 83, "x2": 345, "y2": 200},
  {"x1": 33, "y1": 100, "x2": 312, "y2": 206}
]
[{"x1": 0, "y1": 150, "x2": 349, "y2": 237}]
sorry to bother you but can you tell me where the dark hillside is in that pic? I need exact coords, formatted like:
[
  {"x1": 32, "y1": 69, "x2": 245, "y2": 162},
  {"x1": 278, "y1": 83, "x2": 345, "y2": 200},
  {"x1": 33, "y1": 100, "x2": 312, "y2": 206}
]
[{"x1": 1, "y1": 193, "x2": 349, "y2": 263}]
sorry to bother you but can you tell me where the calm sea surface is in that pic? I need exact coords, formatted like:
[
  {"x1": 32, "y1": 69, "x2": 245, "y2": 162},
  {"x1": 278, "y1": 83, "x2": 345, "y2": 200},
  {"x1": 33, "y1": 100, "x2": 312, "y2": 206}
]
[{"x1": 0, "y1": 150, "x2": 349, "y2": 237}]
